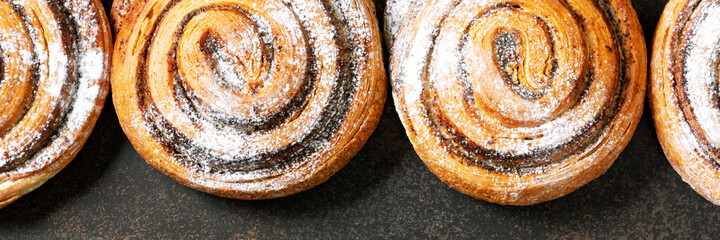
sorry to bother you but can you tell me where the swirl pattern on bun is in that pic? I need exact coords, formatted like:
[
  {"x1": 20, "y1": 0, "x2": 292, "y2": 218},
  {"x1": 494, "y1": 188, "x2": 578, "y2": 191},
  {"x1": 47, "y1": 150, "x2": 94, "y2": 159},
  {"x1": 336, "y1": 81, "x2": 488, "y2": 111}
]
[
  {"x1": 0, "y1": 0, "x2": 112, "y2": 208},
  {"x1": 651, "y1": 0, "x2": 720, "y2": 205},
  {"x1": 111, "y1": 0, "x2": 386, "y2": 199},
  {"x1": 388, "y1": 0, "x2": 646, "y2": 205}
]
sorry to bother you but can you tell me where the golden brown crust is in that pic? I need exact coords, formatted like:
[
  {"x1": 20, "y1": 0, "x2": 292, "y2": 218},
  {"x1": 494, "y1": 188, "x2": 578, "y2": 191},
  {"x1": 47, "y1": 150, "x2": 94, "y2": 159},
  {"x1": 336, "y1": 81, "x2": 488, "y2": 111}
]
[
  {"x1": 111, "y1": 0, "x2": 386, "y2": 199},
  {"x1": 651, "y1": 0, "x2": 720, "y2": 205},
  {"x1": 0, "y1": 0, "x2": 112, "y2": 208},
  {"x1": 388, "y1": 0, "x2": 646, "y2": 205},
  {"x1": 109, "y1": 0, "x2": 147, "y2": 34}
]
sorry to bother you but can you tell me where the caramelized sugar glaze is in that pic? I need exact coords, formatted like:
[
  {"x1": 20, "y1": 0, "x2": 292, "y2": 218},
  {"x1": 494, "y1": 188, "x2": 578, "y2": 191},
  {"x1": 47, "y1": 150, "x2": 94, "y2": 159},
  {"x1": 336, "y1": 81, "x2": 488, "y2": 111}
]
[
  {"x1": 111, "y1": 0, "x2": 386, "y2": 199},
  {"x1": 0, "y1": 0, "x2": 112, "y2": 208},
  {"x1": 387, "y1": 0, "x2": 646, "y2": 205}
]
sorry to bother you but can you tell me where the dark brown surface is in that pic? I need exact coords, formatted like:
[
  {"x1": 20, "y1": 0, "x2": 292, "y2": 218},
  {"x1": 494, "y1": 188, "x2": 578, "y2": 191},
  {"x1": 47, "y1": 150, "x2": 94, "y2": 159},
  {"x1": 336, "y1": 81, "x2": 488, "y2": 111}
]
[{"x1": 1, "y1": 0, "x2": 718, "y2": 239}]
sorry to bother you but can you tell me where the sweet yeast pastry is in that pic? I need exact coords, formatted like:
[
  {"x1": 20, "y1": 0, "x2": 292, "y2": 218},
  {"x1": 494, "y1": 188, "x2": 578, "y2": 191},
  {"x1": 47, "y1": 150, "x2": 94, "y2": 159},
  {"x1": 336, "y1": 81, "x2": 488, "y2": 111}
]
[
  {"x1": 0, "y1": 0, "x2": 111, "y2": 208},
  {"x1": 651, "y1": 0, "x2": 720, "y2": 205},
  {"x1": 110, "y1": 0, "x2": 386, "y2": 199},
  {"x1": 0, "y1": 0, "x2": 112, "y2": 208},
  {"x1": 387, "y1": 0, "x2": 646, "y2": 205},
  {"x1": 388, "y1": 0, "x2": 646, "y2": 206},
  {"x1": 111, "y1": 0, "x2": 386, "y2": 200}
]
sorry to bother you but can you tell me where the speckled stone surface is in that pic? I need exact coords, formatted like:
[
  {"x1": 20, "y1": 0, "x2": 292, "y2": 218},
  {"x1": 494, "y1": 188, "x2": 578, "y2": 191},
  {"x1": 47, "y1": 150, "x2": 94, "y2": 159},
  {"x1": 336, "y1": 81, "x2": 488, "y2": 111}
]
[{"x1": 1, "y1": 0, "x2": 718, "y2": 239}]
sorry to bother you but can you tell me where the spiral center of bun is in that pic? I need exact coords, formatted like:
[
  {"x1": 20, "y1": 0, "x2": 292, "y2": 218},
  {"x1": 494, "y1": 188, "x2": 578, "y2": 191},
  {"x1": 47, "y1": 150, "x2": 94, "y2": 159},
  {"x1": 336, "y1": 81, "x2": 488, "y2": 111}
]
[
  {"x1": 458, "y1": 5, "x2": 585, "y2": 126},
  {"x1": 393, "y1": 0, "x2": 630, "y2": 172},
  {"x1": 174, "y1": 8, "x2": 308, "y2": 125},
  {"x1": 113, "y1": 0, "x2": 391, "y2": 181}
]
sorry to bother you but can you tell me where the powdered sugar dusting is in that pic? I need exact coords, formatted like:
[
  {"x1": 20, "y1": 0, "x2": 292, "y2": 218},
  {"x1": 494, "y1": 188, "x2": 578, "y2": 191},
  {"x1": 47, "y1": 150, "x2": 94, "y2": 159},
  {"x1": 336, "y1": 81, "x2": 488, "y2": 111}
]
[
  {"x1": 120, "y1": 0, "x2": 383, "y2": 196},
  {"x1": 0, "y1": 0, "x2": 109, "y2": 182},
  {"x1": 384, "y1": 0, "x2": 423, "y2": 48},
  {"x1": 44, "y1": 42, "x2": 68, "y2": 98},
  {"x1": 181, "y1": 0, "x2": 339, "y2": 160},
  {"x1": 651, "y1": 0, "x2": 720, "y2": 204},
  {"x1": 682, "y1": 2, "x2": 720, "y2": 146},
  {"x1": 389, "y1": 0, "x2": 634, "y2": 173}
]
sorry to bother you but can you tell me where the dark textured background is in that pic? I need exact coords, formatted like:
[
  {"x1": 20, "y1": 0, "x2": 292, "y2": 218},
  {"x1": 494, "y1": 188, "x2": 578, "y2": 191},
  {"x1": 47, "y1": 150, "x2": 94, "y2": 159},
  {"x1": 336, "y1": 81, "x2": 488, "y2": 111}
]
[{"x1": 2, "y1": 0, "x2": 718, "y2": 239}]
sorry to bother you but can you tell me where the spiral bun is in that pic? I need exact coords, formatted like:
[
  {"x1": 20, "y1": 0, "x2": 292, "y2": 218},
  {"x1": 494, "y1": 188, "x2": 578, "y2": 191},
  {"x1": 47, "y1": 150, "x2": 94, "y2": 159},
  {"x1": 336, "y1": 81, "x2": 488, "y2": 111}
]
[
  {"x1": 0, "y1": 0, "x2": 112, "y2": 208},
  {"x1": 651, "y1": 0, "x2": 720, "y2": 205},
  {"x1": 111, "y1": 0, "x2": 386, "y2": 199},
  {"x1": 388, "y1": 0, "x2": 646, "y2": 205}
]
